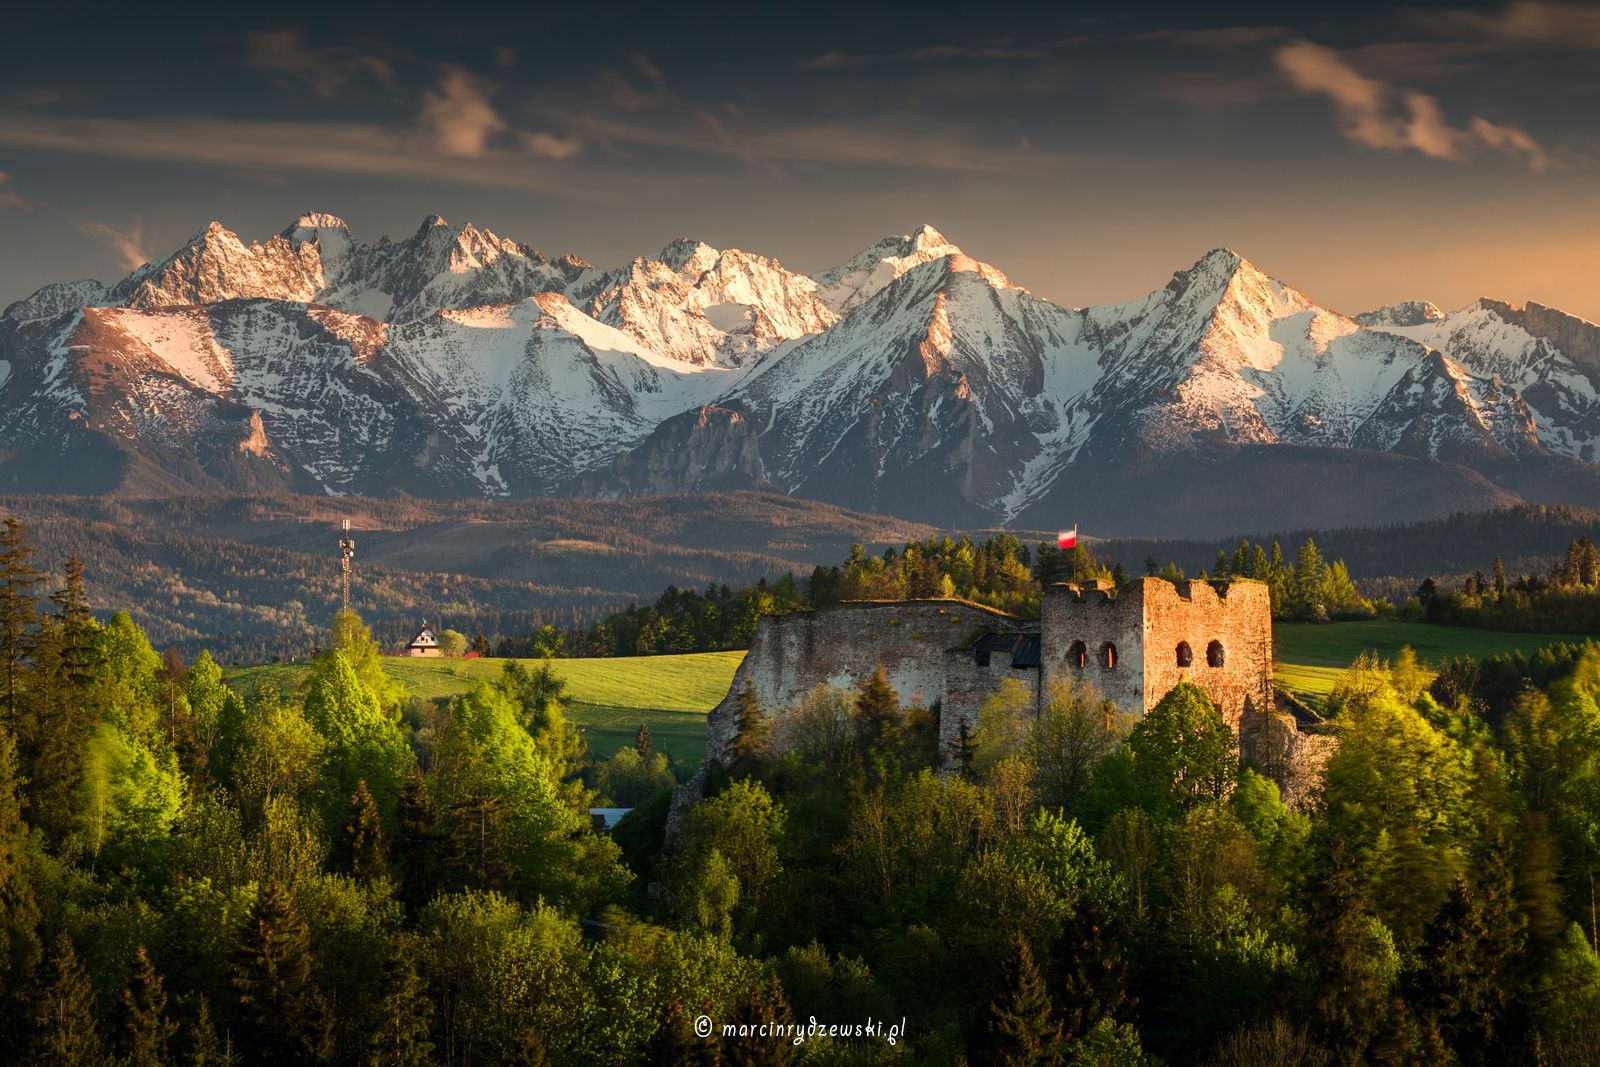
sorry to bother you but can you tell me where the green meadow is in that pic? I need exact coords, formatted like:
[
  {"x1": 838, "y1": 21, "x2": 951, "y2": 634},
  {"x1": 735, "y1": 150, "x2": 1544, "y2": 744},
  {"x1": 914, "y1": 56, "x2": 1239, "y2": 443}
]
[{"x1": 226, "y1": 619, "x2": 1595, "y2": 769}]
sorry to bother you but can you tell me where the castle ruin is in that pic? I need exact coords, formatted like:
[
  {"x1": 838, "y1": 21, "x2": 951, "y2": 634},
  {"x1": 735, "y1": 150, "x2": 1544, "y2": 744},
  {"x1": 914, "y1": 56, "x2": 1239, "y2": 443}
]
[{"x1": 679, "y1": 578, "x2": 1334, "y2": 815}]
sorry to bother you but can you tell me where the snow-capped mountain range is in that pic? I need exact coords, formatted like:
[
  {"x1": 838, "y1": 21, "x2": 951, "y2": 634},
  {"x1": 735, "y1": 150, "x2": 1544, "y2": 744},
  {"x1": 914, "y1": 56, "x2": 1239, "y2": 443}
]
[{"x1": 4, "y1": 212, "x2": 1598, "y2": 535}]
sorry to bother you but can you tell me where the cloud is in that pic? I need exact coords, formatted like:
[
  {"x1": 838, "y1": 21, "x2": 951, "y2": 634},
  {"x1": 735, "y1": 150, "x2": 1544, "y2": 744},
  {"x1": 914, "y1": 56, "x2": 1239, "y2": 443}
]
[
  {"x1": 417, "y1": 66, "x2": 507, "y2": 158},
  {"x1": 245, "y1": 27, "x2": 395, "y2": 98},
  {"x1": 1465, "y1": 1, "x2": 1600, "y2": 50},
  {"x1": 0, "y1": 172, "x2": 21, "y2": 209},
  {"x1": 0, "y1": 109, "x2": 595, "y2": 197},
  {"x1": 77, "y1": 220, "x2": 148, "y2": 270},
  {"x1": 1274, "y1": 40, "x2": 1547, "y2": 169},
  {"x1": 518, "y1": 131, "x2": 583, "y2": 160}
]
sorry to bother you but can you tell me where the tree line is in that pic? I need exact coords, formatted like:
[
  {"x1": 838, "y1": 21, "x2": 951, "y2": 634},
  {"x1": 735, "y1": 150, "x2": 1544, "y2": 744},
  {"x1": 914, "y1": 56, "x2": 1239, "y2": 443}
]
[
  {"x1": 2, "y1": 510, "x2": 1599, "y2": 1061},
  {"x1": 502, "y1": 534, "x2": 1370, "y2": 657}
]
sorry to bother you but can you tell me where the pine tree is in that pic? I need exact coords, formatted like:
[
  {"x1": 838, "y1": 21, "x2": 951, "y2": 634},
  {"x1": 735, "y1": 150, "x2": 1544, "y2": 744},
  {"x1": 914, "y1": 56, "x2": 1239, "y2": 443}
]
[
  {"x1": 50, "y1": 554, "x2": 96, "y2": 688},
  {"x1": 229, "y1": 882, "x2": 331, "y2": 1065},
  {"x1": 470, "y1": 631, "x2": 491, "y2": 657},
  {"x1": 854, "y1": 666, "x2": 901, "y2": 780},
  {"x1": 25, "y1": 931, "x2": 103, "y2": 1066},
  {"x1": 120, "y1": 945, "x2": 178, "y2": 1067},
  {"x1": 634, "y1": 723, "x2": 653, "y2": 761},
  {"x1": 0, "y1": 516, "x2": 39, "y2": 725},
  {"x1": 722, "y1": 974, "x2": 798, "y2": 1067},
  {"x1": 341, "y1": 779, "x2": 390, "y2": 883},
  {"x1": 0, "y1": 723, "x2": 40, "y2": 996},
  {"x1": 1308, "y1": 844, "x2": 1390, "y2": 1062},
  {"x1": 364, "y1": 946, "x2": 435, "y2": 1067},
  {"x1": 988, "y1": 934, "x2": 1060, "y2": 1066},
  {"x1": 1143, "y1": 554, "x2": 1158, "y2": 577},
  {"x1": 730, "y1": 680, "x2": 770, "y2": 776},
  {"x1": 1411, "y1": 870, "x2": 1522, "y2": 1059},
  {"x1": 444, "y1": 795, "x2": 515, "y2": 893},
  {"x1": 185, "y1": 997, "x2": 236, "y2": 1067},
  {"x1": 1052, "y1": 898, "x2": 1129, "y2": 1042}
]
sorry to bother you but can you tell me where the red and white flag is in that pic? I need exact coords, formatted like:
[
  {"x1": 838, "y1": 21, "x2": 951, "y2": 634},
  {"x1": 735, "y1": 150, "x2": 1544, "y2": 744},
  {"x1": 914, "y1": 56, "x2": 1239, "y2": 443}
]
[{"x1": 1057, "y1": 526, "x2": 1078, "y2": 550}]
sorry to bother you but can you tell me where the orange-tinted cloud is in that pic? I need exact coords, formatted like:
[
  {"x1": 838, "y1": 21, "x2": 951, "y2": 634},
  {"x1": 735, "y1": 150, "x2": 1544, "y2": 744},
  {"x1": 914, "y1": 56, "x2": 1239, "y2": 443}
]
[
  {"x1": 1275, "y1": 40, "x2": 1547, "y2": 169},
  {"x1": 77, "y1": 220, "x2": 148, "y2": 270}
]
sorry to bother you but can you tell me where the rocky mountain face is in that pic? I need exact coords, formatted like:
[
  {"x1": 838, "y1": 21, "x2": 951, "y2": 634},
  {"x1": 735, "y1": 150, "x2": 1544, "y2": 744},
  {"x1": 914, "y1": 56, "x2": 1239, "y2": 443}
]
[{"x1": 4, "y1": 213, "x2": 1598, "y2": 535}]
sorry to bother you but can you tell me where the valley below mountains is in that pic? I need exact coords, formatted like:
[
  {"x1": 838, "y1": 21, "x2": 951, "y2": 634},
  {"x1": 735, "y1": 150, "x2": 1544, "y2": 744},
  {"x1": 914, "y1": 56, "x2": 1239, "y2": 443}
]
[{"x1": 5, "y1": 212, "x2": 1600, "y2": 535}]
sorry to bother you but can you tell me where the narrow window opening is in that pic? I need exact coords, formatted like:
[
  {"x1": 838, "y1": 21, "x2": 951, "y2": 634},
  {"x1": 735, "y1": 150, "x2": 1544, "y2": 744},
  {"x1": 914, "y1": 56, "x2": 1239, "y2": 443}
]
[
  {"x1": 1102, "y1": 642, "x2": 1118, "y2": 670},
  {"x1": 1176, "y1": 641, "x2": 1193, "y2": 667},
  {"x1": 1207, "y1": 640, "x2": 1225, "y2": 668},
  {"x1": 1068, "y1": 640, "x2": 1087, "y2": 670}
]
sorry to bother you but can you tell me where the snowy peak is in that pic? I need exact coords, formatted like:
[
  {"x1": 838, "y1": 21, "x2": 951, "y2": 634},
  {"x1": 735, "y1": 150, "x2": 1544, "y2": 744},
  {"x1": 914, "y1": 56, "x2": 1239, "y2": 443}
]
[
  {"x1": 1355, "y1": 300, "x2": 1444, "y2": 327},
  {"x1": 811, "y1": 224, "x2": 965, "y2": 313}
]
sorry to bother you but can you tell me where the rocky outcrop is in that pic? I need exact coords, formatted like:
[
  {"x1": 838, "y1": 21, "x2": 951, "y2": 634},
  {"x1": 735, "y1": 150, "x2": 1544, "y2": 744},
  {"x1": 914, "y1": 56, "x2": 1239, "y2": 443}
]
[{"x1": 575, "y1": 406, "x2": 766, "y2": 497}]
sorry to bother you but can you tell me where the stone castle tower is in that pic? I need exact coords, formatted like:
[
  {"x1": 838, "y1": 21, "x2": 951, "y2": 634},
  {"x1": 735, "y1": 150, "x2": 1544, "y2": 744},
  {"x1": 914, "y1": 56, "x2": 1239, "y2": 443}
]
[{"x1": 678, "y1": 577, "x2": 1330, "y2": 822}]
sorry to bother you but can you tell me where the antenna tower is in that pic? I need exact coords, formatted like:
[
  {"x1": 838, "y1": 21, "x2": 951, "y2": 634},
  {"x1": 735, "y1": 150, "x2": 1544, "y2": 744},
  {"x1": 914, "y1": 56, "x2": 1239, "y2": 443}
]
[{"x1": 338, "y1": 518, "x2": 356, "y2": 614}]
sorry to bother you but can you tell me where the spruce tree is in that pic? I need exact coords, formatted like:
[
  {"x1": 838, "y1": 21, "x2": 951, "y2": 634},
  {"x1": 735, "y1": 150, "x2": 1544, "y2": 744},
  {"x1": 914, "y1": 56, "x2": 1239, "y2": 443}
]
[
  {"x1": 229, "y1": 882, "x2": 331, "y2": 1065},
  {"x1": 341, "y1": 779, "x2": 389, "y2": 883},
  {"x1": 185, "y1": 997, "x2": 235, "y2": 1067},
  {"x1": 987, "y1": 934, "x2": 1060, "y2": 1066},
  {"x1": 1308, "y1": 844, "x2": 1390, "y2": 1062},
  {"x1": 25, "y1": 931, "x2": 103, "y2": 1066},
  {"x1": 635, "y1": 722, "x2": 653, "y2": 761},
  {"x1": 853, "y1": 666, "x2": 901, "y2": 780},
  {"x1": 120, "y1": 945, "x2": 178, "y2": 1067},
  {"x1": 394, "y1": 768, "x2": 441, "y2": 911},
  {"x1": 722, "y1": 975, "x2": 797, "y2": 1067},
  {"x1": 0, "y1": 723, "x2": 40, "y2": 996},
  {"x1": 0, "y1": 516, "x2": 39, "y2": 725},
  {"x1": 364, "y1": 946, "x2": 435, "y2": 1067}
]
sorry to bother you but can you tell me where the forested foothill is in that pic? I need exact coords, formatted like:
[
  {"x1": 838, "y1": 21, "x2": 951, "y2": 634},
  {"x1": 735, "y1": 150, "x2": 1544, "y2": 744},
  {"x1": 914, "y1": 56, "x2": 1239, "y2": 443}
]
[{"x1": 3, "y1": 512, "x2": 1600, "y2": 1064}]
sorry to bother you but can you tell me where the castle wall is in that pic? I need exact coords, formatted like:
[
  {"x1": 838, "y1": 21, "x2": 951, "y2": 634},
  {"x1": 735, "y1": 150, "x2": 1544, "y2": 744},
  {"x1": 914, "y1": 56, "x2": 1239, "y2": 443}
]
[
  {"x1": 1040, "y1": 581, "x2": 1148, "y2": 712},
  {"x1": 939, "y1": 645, "x2": 1040, "y2": 755},
  {"x1": 698, "y1": 600, "x2": 1018, "y2": 768},
  {"x1": 1138, "y1": 579, "x2": 1274, "y2": 731}
]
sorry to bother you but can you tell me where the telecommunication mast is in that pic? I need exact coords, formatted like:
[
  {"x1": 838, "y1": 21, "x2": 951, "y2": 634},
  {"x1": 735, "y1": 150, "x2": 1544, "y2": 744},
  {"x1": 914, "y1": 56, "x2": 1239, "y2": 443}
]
[{"x1": 338, "y1": 518, "x2": 356, "y2": 613}]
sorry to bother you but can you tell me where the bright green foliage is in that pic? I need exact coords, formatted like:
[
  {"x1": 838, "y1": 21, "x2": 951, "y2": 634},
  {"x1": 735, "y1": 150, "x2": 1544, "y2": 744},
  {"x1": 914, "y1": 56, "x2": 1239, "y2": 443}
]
[
  {"x1": 1029, "y1": 681, "x2": 1129, "y2": 811},
  {"x1": 184, "y1": 651, "x2": 234, "y2": 772},
  {"x1": 1323, "y1": 678, "x2": 1475, "y2": 947},
  {"x1": 303, "y1": 651, "x2": 415, "y2": 820},
  {"x1": 118, "y1": 945, "x2": 177, "y2": 1067},
  {"x1": 1306, "y1": 846, "x2": 1400, "y2": 1062},
  {"x1": 1114, "y1": 682, "x2": 1237, "y2": 818},
  {"x1": 499, "y1": 658, "x2": 569, "y2": 729},
  {"x1": 25, "y1": 932, "x2": 102, "y2": 1066},
  {"x1": 229, "y1": 881, "x2": 332, "y2": 1065},
  {"x1": 670, "y1": 780, "x2": 785, "y2": 942},
  {"x1": 1532, "y1": 924, "x2": 1600, "y2": 1057},
  {"x1": 438, "y1": 629, "x2": 467, "y2": 658},
  {"x1": 329, "y1": 610, "x2": 409, "y2": 714},
  {"x1": 75, "y1": 721, "x2": 184, "y2": 867},
  {"x1": 419, "y1": 891, "x2": 582, "y2": 1066},
  {"x1": 593, "y1": 745, "x2": 675, "y2": 807},
  {"x1": 987, "y1": 933, "x2": 1061, "y2": 1065},
  {"x1": 91, "y1": 611, "x2": 164, "y2": 743},
  {"x1": 973, "y1": 676, "x2": 1035, "y2": 775}
]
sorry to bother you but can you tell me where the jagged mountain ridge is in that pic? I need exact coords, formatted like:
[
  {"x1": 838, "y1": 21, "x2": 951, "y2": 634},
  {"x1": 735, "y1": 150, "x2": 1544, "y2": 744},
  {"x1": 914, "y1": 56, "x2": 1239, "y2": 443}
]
[{"x1": 3, "y1": 212, "x2": 1597, "y2": 534}]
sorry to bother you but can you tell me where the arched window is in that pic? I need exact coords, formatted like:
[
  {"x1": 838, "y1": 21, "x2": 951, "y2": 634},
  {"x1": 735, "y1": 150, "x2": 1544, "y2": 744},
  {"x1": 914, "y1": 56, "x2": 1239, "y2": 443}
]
[
  {"x1": 1101, "y1": 642, "x2": 1117, "y2": 669},
  {"x1": 1068, "y1": 640, "x2": 1087, "y2": 669},
  {"x1": 1207, "y1": 640, "x2": 1225, "y2": 668},
  {"x1": 1176, "y1": 641, "x2": 1193, "y2": 667}
]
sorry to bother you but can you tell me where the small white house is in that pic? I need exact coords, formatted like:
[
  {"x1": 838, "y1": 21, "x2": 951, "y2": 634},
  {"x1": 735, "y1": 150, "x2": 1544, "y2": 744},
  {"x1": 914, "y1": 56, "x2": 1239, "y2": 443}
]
[{"x1": 407, "y1": 623, "x2": 441, "y2": 657}]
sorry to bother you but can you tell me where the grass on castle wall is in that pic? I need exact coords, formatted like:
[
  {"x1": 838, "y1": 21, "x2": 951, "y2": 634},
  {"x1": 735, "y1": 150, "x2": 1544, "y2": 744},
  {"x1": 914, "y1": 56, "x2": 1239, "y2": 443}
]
[{"x1": 225, "y1": 620, "x2": 1592, "y2": 766}]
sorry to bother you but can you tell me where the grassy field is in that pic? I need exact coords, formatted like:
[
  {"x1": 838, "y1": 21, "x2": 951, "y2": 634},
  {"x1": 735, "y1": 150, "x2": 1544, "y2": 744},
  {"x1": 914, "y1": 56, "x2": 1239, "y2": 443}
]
[
  {"x1": 1272, "y1": 619, "x2": 1592, "y2": 702},
  {"x1": 223, "y1": 619, "x2": 1595, "y2": 767},
  {"x1": 226, "y1": 651, "x2": 743, "y2": 768}
]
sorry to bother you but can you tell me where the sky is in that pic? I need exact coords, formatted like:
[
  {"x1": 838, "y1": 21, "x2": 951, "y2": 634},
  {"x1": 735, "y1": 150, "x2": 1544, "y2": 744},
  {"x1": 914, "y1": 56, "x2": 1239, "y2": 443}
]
[{"x1": 1, "y1": 0, "x2": 1597, "y2": 320}]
